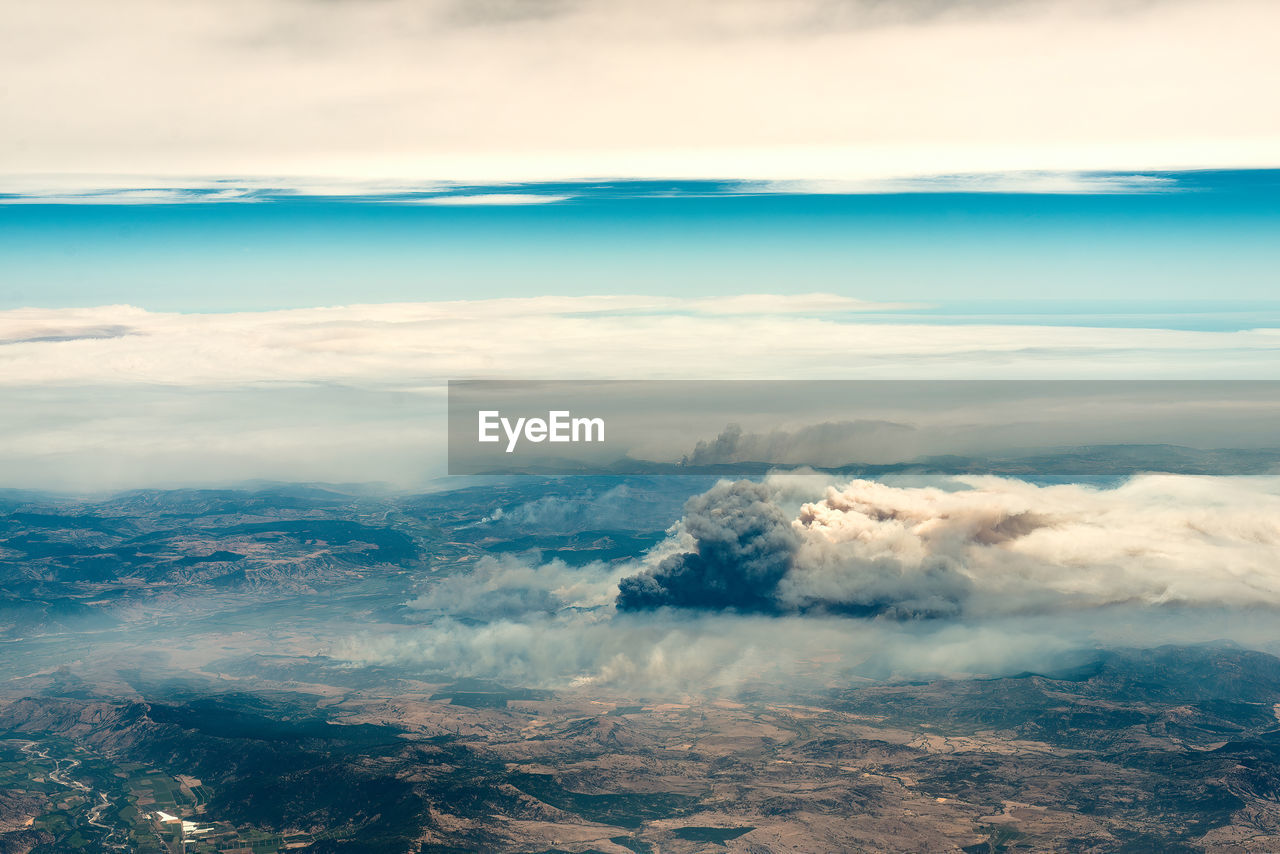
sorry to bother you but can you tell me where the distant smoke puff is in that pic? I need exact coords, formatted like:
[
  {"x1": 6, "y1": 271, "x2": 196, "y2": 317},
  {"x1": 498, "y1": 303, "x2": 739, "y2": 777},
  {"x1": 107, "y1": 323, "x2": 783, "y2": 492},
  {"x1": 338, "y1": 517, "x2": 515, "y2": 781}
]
[{"x1": 682, "y1": 420, "x2": 918, "y2": 468}]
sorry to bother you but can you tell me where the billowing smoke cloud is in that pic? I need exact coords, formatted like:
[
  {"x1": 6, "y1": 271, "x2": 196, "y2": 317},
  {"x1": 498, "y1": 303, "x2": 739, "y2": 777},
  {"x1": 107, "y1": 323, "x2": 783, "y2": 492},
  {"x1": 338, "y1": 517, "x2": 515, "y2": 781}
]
[
  {"x1": 617, "y1": 474, "x2": 1280, "y2": 618},
  {"x1": 616, "y1": 481, "x2": 799, "y2": 612}
]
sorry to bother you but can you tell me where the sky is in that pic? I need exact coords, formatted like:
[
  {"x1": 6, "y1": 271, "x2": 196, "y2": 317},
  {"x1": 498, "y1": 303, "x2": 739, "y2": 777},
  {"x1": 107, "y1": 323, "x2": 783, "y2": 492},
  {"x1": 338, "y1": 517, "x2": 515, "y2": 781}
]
[
  {"x1": 2, "y1": 0, "x2": 1277, "y2": 314},
  {"x1": 1, "y1": 0, "x2": 1278, "y2": 489},
  {"x1": 1, "y1": 171, "x2": 1279, "y2": 311}
]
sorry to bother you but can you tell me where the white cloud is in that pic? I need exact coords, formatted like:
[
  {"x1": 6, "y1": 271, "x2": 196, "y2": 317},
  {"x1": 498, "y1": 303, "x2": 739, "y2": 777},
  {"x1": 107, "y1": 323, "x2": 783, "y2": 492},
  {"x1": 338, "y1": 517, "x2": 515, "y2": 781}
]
[
  {"x1": 0, "y1": 187, "x2": 261, "y2": 204},
  {"x1": 744, "y1": 172, "x2": 1184, "y2": 195},
  {"x1": 0, "y1": 0, "x2": 1276, "y2": 185},
  {"x1": 2, "y1": 297, "x2": 1278, "y2": 389},
  {"x1": 0, "y1": 172, "x2": 1188, "y2": 203},
  {"x1": 410, "y1": 193, "x2": 573, "y2": 205}
]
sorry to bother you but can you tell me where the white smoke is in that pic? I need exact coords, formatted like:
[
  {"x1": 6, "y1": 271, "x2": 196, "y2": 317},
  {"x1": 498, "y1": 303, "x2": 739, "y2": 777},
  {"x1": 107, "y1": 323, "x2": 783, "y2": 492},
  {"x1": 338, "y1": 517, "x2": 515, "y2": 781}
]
[
  {"x1": 406, "y1": 553, "x2": 630, "y2": 618},
  {"x1": 783, "y1": 474, "x2": 1280, "y2": 616}
]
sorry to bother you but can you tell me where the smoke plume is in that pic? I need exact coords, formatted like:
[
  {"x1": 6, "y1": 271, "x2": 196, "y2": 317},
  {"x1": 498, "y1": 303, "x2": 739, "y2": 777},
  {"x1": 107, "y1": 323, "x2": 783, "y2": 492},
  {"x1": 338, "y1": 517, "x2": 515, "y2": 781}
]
[
  {"x1": 616, "y1": 481, "x2": 799, "y2": 612},
  {"x1": 617, "y1": 474, "x2": 1280, "y2": 618}
]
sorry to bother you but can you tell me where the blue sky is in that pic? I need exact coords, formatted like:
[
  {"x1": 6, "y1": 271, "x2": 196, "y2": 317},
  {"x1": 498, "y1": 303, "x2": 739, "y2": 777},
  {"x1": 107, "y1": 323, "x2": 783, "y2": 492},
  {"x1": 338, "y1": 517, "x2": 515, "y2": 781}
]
[{"x1": 3, "y1": 170, "x2": 1278, "y2": 318}]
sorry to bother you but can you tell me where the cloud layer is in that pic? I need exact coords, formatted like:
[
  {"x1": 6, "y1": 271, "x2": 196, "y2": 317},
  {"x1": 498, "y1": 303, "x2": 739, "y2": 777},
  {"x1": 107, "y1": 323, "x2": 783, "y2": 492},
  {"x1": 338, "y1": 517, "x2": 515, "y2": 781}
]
[
  {"x1": 2, "y1": 297, "x2": 1279, "y2": 488},
  {"x1": 0, "y1": 173, "x2": 1189, "y2": 204},
  {"x1": 2, "y1": 0, "x2": 1277, "y2": 184},
  {"x1": 5, "y1": 297, "x2": 1278, "y2": 389}
]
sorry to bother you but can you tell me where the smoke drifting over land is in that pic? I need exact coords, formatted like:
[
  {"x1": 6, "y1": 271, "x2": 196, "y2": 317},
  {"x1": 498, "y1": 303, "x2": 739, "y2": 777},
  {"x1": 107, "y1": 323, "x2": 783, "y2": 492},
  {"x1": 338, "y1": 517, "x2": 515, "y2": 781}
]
[{"x1": 328, "y1": 473, "x2": 1280, "y2": 695}]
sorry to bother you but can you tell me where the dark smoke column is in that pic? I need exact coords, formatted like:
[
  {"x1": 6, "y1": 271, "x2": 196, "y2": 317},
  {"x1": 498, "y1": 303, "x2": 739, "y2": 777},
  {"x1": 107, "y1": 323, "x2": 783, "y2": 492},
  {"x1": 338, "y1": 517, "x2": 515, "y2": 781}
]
[{"x1": 616, "y1": 480, "x2": 798, "y2": 613}]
